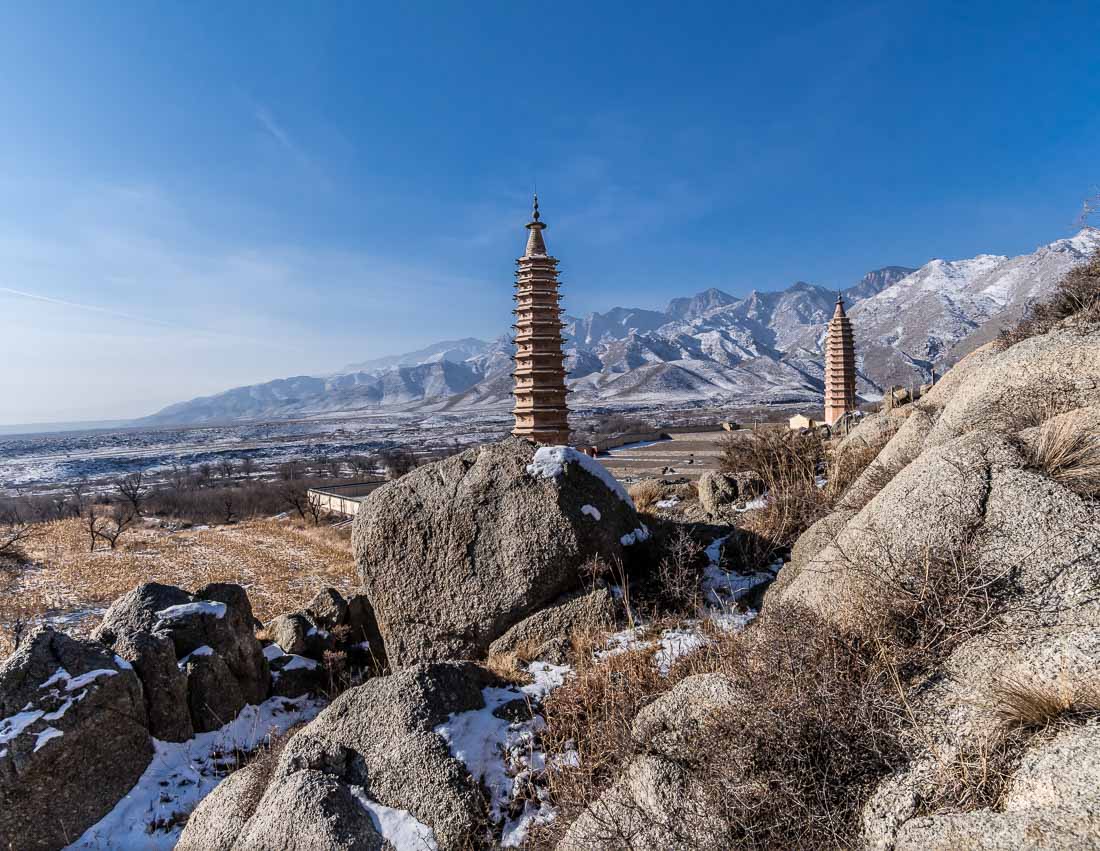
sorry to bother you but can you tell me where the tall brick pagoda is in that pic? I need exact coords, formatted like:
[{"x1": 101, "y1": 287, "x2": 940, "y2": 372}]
[
  {"x1": 824, "y1": 293, "x2": 857, "y2": 425},
  {"x1": 511, "y1": 195, "x2": 570, "y2": 445}
]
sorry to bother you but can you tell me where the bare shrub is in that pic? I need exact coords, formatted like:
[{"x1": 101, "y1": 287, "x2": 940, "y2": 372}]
[
  {"x1": 84, "y1": 502, "x2": 138, "y2": 552},
  {"x1": 654, "y1": 528, "x2": 706, "y2": 612},
  {"x1": 115, "y1": 471, "x2": 147, "y2": 514},
  {"x1": 1024, "y1": 410, "x2": 1100, "y2": 498},
  {"x1": 1000, "y1": 251, "x2": 1100, "y2": 347},
  {"x1": 535, "y1": 608, "x2": 907, "y2": 849},
  {"x1": 0, "y1": 504, "x2": 35, "y2": 561},
  {"x1": 720, "y1": 428, "x2": 829, "y2": 568}
]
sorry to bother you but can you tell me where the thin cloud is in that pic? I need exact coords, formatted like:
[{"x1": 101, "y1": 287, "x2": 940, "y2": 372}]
[
  {"x1": 0, "y1": 285, "x2": 271, "y2": 346},
  {"x1": 252, "y1": 104, "x2": 330, "y2": 188}
]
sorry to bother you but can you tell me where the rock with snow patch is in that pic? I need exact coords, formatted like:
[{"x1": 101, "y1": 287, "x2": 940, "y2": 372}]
[
  {"x1": 0, "y1": 627, "x2": 152, "y2": 851},
  {"x1": 177, "y1": 760, "x2": 268, "y2": 851},
  {"x1": 94, "y1": 581, "x2": 193, "y2": 640},
  {"x1": 353, "y1": 437, "x2": 641, "y2": 666},
  {"x1": 487, "y1": 583, "x2": 615, "y2": 663},
  {"x1": 267, "y1": 613, "x2": 312, "y2": 656},
  {"x1": 269, "y1": 652, "x2": 324, "y2": 699},
  {"x1": 186, "y1": 662, "x2": 486, "y2": 850},
  {"x1": 109, "y1": 629, "x2": 193, "y2": 742},
  {"x1": 236, "y1": 769, "x2": 386, "y2": 850}
]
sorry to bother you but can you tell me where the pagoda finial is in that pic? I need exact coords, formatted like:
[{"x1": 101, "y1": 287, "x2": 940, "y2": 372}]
[{"x1": 524, "y1": 194, "x2": 548, "y2": 256}]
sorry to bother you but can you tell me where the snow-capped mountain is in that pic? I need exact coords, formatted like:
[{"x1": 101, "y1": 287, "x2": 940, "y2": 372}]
[{"x1": 140, "y1": 228, "x2": 1100, "y2": 425}]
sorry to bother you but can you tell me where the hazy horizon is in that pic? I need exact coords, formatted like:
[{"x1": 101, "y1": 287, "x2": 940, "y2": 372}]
[{"x1": 2, "y1": 1, "x2": 1097, "y2": 424}]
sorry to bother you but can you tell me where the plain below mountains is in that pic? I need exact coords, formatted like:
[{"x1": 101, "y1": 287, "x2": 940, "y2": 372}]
[{"x1": 141, "y1": 228, "x2": 1100, "y2": 426}]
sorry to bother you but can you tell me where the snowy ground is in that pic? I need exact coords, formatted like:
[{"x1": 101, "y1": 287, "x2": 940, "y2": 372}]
[{"x1": 66, "y1": 695, "x2": 327, "y2": 850}]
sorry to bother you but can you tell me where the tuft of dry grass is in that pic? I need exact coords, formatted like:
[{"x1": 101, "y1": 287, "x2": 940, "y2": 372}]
[
  {"x1": 1000, "y1": 252, "x2": 1100, "y2": 347},
  {"x1": 627, "y1": 479, "x2": 665, "y2": 515},
  {"x1": 1025, "y1": 410, "x2": 1100, "y2": 498},
  {"x1": 990, "y1": 674, "x2": 1100, "y2": 731},
  {"x1": 0, "y1": 517, "x2": 357, "y2": 657}
]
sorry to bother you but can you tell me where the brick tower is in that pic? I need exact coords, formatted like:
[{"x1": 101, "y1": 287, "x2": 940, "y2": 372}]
[
  {"x1": 512, "y1": 195, "x2": 570, "y2": 445},
  {"x1": 824, "y1": 293, "x2": 857, "y2": 425}
]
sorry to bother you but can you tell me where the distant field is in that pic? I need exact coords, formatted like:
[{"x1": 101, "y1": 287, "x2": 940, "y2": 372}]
[{"x1": 0, "y1": 517, "x2": 357, "y2": 657}]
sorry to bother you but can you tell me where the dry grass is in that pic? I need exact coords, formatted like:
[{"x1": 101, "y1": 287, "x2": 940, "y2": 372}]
[
  {"x1": 991, "y1": 674, "x2": 1100, "y2": 731},
  {"x1": 718, "y1": 428, "x2": 830, "y2": 571},
  {"x1": 0, "y1": 517, "x2": 356, "y2": 657},
  {"x1": 627, "y1": 479, "x2": 665, "y2": 515},
  {"x1": 1000, "y1": 252, "x2": 1100, "y2": 347},
  {"x1": 534, "y1": 609, "x2": 907, "y2": 850},
  {"x1": 1025, "y1": 410, "x2": 1100, "y2": 498}
]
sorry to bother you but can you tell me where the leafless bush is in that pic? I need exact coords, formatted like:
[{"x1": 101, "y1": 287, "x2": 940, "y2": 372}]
[
  {"x1": 535, "y1": 607, "x2": 907, "y2": 850},
  {"x1": 84, "y1": 502, "x2": 138, "y2": 551},
  {"x1": 1000, "y1": 251, "x2": 1100, "y2": 347},
  {"x1": 655, "y1": 528, "x2": 706, "y2": 612},
  {"x1": 0, "y1": 504, "x2": 35, "y2": 561},
  {"x1": 378, "y1": 447, "x2": 419, "y2": 479},
  {"x1": 115, "y1": 471, "x2": 147, "y2": 514},
  {"x1": 1024, "y1": 410, "x2": 1100, "y2": 498}
]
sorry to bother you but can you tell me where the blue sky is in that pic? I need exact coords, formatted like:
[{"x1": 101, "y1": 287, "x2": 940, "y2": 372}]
[{"x1": 1, "y1": 1, "x2": 1097, "y2": 423}]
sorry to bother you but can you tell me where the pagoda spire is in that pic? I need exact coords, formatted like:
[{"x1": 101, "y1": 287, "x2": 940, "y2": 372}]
[
  {"x1": 511, "y1": 196, "x2": 570, "y2": 445},
  {"x1": 824, "y1": 293, "x2": 857, "y2": 425}
]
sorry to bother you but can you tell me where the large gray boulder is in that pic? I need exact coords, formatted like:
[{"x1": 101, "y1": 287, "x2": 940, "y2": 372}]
[
  {"x1": 181, "y1": 663, "x2": 489, "y2": 850},
  {"x1": 110, "y1": 628, "x2": 192, "y2": 741},
  {"x1": 0, "y1": 628, "x2": 152, "y2": 851},
  {"x1": 177, "y1": 761, "x2": 268, "y2": 851},
  {"x1": 353, "y1": 437, "x2": 642, "y2": 666}
]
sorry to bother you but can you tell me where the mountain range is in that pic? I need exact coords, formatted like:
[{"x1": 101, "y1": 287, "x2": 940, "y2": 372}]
[{"x1": 141, "y1": 228, "x2": 1100, "y2": 426}]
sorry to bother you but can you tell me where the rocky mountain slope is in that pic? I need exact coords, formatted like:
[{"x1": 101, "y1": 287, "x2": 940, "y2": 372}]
[{"x1": 141, "y1": 229, "x2": 1100, "y2": 426}]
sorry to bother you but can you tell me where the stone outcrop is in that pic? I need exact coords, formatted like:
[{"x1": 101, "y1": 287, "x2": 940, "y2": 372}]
[
  {"x1": 696, "y1": 470, "x2": 764, "y2": 517},
  {"x1": 95, "y1": 581, "x2": 270, "y2": 734},
  {"x1": 488, "y1": 583, "x2": 616, "y2": 663},
  {"x1": 353, "y1": 437, "x2": 641, "y2": 666},
  {"x1": 180, "y1": 662, "x2": 489, "y2": 850},
  {"x1": 0, "y1": 628, "x2": 152, "y2": 851},
  {"x1": 775, "y1": 321, "x2": 1100, "y2": 849}
]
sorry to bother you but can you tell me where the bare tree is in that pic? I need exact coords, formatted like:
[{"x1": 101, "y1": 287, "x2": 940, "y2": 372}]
[
  {"x1": 85, "y1": 502, "x2": 138, "y2": 551},
  {"x1": 116, "y1": 472, "x2": 147, "y2": 515},
  {"x1": 278, "y1": 481, "x2": 322, "y2": 524},
  {"x1": 279, "y1": 461, "x2": 304, "y2": 481},
  {"x1": 66, "y1": 477, "x2": 89, "y2": 517},
  {"x1": 379, "y1": 448, "x2": 419, "y2": 480},
  {"x1": 197, "y1": 463, "x2": 213, "y2": 487},
  {"x1": 240, "y1": 456, "x2": 256, "y2": 480},
  {"x1": 0, "y1": 505, "x2": 35, "y2": 560},
  {"x1": 219, "y1": 458, "x2": 236, "y2": 480}
]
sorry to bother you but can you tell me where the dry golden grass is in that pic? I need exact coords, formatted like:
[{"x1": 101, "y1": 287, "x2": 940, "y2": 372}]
[
  {"x1": 991, "y1": 674, "x2": 1100, "y2": 730},
  {"x1": 0, "y1": 517, "x2": 356, "y2": 657},
  {"x1": 627, "y1": 479, "x2": 665, "y2": 514},
  {"x1": 1026, "y1": 410, "x2": 1100, "y2": 498}
]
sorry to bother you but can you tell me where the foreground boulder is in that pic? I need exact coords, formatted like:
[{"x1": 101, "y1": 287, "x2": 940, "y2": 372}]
[
  {"x1": 95, "y1": 581, "x2": 270, "y2": 735},
  {"x1": 0, "y1": 628, "x2": 152, "y2": 851},
  {"x1": 180, "y1": 662, "x2": 488, "y2": 850},
  {"x1": 354, "y1": 437, "x2": 643, "y2": 666}
]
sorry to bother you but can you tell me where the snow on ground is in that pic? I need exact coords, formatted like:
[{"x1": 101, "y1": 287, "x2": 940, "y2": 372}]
[
  {"x1": 352, "y1": 788, "x2": 440, "y2": 851},
  {"x1": 154, "y1": 601, "x2": 226, "y2": 622},
  {"x1": 620, "y1": 524, "x2": 651, "y2": 546},
  {"x1": 434, "y1": 662, "x2": 571, "y2": 848},
  {"x1": 526, "y1": 446, "x2": 635, "y2": 508},
  {"x1": 655, "y1": 496, "x2": 680, "y2": 509},
  {"x1": 65, "y1": 695, "x2": 327, "y2": 850}
]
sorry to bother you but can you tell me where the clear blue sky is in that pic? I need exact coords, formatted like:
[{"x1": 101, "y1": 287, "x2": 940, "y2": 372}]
[{"x1": 1, "y1": 1, "x2": 1097, "y2": 423}]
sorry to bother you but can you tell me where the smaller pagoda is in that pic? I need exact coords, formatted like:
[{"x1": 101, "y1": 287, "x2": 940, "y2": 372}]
[
  {"x1": 824, "y1": 293, "x2": 857, "y2": 425},
  {"x1": 511, "y1": 196, "x2": 570, "y2": 445}
]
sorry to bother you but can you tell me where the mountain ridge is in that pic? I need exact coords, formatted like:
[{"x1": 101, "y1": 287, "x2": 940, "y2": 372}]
[{"x1": 139, "y1": 228, "x2": 1100, "y2": 426}]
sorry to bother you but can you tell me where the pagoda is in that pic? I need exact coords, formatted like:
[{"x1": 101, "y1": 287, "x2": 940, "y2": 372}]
[
  {"x1": 824, "y1": 293, "x2": 857, "y2": 425},
  {"x1": 511, "y1": 196, "x2": 570, "y2": 444}
]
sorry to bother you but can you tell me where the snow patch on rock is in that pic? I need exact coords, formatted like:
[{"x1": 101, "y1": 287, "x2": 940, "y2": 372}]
[{"x1": 527, "y1": 446, "x2": 634, "y2": 508}]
